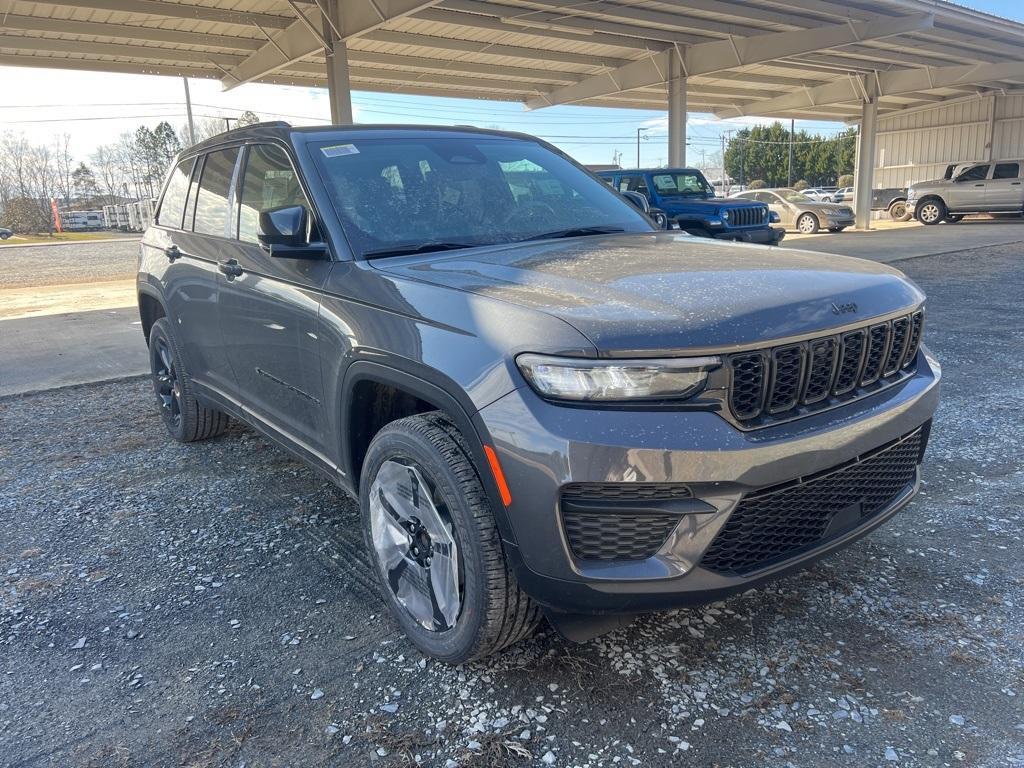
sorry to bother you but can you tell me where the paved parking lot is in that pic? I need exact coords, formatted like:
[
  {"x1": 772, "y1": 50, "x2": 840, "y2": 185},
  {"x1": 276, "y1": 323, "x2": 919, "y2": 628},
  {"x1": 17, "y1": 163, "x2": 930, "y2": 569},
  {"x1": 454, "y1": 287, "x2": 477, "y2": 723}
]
[{"x1": 2, "y1": 242, "x2": 1022, "y2": 767}]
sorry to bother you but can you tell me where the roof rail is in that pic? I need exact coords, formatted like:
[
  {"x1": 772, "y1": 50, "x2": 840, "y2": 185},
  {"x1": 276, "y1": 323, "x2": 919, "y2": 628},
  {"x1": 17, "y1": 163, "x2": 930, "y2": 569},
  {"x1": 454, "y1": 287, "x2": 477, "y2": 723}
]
[{"x1": 224, "y1": 120, "x2": 291, "y2": 132}]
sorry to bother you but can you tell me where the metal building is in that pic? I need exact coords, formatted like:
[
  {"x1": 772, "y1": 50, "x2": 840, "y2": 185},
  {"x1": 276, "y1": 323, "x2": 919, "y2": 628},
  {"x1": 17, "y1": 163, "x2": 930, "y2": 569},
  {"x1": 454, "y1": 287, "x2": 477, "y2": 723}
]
[{"x1": 874, "y1": 91, "x2": 1024, "y2": 188}]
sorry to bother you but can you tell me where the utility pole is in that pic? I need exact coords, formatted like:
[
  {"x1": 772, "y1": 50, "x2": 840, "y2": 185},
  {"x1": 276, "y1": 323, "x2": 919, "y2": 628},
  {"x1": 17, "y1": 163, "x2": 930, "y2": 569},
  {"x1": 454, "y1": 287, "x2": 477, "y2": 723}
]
[
  {"x1": 721, "y1": 129, "x2": 733, "y2": 194},
  {"x1": 636, "y1": 127, "x2": 650, "y2": 167},
  {"x1": 788, "y1": 118, "x2": 795, "y2": 186},
  {"x1": 182, "y1": 77, "x2": 196, "y2": 145}
]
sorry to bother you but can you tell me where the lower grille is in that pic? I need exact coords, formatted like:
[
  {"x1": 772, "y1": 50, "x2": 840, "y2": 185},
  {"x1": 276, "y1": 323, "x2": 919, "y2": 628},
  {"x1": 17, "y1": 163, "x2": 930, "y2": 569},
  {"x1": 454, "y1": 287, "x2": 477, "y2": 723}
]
[
  {"x1": 699, "y1": 428, "x2": 926, "y2": 576},
  {"x1": 563, "y1": 511, "x2": 680, "y2": 561}
]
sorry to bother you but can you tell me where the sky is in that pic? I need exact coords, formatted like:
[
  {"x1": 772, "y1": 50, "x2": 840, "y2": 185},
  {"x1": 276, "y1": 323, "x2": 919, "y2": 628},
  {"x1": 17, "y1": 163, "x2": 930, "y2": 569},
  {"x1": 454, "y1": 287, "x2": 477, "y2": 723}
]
[{"x1": 0, "y1": 0, "x2": 1019, "y2": 171}]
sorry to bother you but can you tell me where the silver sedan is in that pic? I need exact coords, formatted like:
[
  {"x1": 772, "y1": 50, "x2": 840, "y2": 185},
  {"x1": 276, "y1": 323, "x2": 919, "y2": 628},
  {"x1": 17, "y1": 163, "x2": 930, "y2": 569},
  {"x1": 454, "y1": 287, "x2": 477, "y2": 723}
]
[{"x1": 731, "y1": 188, "x2": 855, "y2": 233}]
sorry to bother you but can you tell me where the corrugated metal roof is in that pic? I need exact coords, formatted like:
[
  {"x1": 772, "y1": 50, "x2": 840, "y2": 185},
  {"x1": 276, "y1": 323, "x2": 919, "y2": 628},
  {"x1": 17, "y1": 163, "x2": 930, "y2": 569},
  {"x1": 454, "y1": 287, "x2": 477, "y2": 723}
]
[{"x1": 1, "y1": 0, "x2": 1023, "y2": 119}]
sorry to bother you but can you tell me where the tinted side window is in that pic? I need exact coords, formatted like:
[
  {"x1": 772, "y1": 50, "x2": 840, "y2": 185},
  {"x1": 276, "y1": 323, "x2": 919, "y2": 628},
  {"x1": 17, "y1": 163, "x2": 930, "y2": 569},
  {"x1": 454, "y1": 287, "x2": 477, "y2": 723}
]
[
  {"x1": 237, "y1": 144, "x2": 310, "y2": 243},
  {"x1": 183, "y1": 156, "x2": 203, "y2": 231},
  {"x1": 958, "y1": 164, "x2": 989, "y2": 182},
  {"x1": 994, "y1": 162, "x2": 1019, "y2": 179},
  {"x1": 156, "y1": 159, "x2": 192, "y2": 228},
  {"x1": 620, "y1": 175, "x2": 649, "y2": 195},
  {"x1": 193, "y1": 148, "x2": 239, "y2": 237}
]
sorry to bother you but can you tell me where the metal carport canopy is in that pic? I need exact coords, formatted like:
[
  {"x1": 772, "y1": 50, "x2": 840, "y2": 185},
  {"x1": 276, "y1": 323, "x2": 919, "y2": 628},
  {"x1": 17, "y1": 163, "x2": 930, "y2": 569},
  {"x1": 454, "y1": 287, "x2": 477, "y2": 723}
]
[{"x1": 4, "y1": 0, "x2": 1024, "y2": 227}]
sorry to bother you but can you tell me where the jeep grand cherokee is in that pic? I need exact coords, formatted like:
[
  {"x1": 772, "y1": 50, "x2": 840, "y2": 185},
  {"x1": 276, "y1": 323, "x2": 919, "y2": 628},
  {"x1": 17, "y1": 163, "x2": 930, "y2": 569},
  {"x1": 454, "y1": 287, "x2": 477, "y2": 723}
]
[{"x1": 138, "y1": 123, "x2": 940, "y2": 663}]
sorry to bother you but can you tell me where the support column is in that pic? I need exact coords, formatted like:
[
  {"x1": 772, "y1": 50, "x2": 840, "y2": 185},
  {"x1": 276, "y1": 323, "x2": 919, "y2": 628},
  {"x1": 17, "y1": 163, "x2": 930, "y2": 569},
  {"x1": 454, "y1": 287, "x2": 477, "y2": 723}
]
[
  {"x1": 854, "y1": 87, "x2": 878, "y2": 231},
  {"x1": 323, "y1": 0, "x2": 353, "y2": 125},
  {"x1": 667, "y1": 47, "x2": 687, "y2": 167}
]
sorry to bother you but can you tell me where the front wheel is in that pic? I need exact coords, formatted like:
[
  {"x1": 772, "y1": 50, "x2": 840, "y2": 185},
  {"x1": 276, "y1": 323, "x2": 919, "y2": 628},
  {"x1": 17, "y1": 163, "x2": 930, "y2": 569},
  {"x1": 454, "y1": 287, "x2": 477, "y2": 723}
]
[
  {"x1": 796, "y1": 212, "x2": 819, "y2": 234},
  {"x1": 360, "y1": 413, "x2": 541, "y2": 663},
  {"x1": 917, "y1": 198, "x2": 946, "y2": 225},
  {"x1": 889, "y1": 200, "x2": 912, "y2": 221}
]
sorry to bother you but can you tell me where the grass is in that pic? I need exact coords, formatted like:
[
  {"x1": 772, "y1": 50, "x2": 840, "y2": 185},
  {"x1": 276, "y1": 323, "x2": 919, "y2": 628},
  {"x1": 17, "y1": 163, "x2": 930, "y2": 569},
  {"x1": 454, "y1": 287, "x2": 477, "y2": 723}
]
[{"x1": 0, "y1": 231, "x2": 137, "y2": 245}]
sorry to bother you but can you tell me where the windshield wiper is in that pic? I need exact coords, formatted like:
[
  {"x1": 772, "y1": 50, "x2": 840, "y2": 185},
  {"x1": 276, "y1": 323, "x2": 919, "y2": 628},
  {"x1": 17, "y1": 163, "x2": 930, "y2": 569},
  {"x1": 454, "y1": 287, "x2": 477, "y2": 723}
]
[
  {"x1": 362, "y1": 242, "x2": 478, "y2": 259},
  {"x1": 520, "y1": 225, "x2": 625, "y2": 242}
]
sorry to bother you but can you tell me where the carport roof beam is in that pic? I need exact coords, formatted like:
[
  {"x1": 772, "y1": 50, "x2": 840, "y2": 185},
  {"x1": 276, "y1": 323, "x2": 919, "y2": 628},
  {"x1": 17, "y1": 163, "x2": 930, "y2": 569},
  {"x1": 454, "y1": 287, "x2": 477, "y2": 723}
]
[
  {"x1": 220, "y1": 0, "x2": 443, "y2": 90},
  {"x1": 716, "y1": 59, "x2": 1024, "y2": 117},
  {"x1": 522, "y1": 13, "x2": 935, "y2": 110}
]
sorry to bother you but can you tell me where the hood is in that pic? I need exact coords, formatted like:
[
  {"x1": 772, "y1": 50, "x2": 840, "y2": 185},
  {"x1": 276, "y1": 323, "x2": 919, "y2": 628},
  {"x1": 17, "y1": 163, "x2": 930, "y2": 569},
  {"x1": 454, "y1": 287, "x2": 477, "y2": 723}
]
[
  {"x1": 910, "y1": 178, "x2": 952, "y2": 191},
  {"x1": 373, "y1": 233, "x2": 924, "y2": 355}
]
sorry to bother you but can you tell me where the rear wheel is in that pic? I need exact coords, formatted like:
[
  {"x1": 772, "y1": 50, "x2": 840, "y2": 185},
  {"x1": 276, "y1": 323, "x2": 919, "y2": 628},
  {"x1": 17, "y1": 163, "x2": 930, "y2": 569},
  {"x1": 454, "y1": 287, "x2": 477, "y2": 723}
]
[
  {"x1": 917, "y1": 198, "x2": 946, "y2": 225},
  {"x1": 148, "y1": 317, "x2": 229, "y2": 442},
  {"x1": 360, "y1": 413, "x2": 541, "y2": 663},
  {"x1": 796, "y1": 212, "x2": 819, "y2": 234}
]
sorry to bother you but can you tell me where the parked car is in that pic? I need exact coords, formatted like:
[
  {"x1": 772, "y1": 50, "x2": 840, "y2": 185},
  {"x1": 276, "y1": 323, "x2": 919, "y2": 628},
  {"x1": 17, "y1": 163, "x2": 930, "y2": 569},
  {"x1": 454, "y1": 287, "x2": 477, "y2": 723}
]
[
  {"x1": 909, "y1": 160, "x2": 1024, "y2": 224},
  {"x1": 802, "y1": 187, "x2": 837, "y2": 202},
  {"x1": 731, "y1": 188, "x2": 855, "y2": 233},
  {"x1": 597, "y1": 168, "x2": 784, "y2": 244},
  {"x1": 139, "y1": 123, "x2": 939, "y2": 662},
  {"x1": 0, "y1": 227, "x2": 12, "y2": 240}
]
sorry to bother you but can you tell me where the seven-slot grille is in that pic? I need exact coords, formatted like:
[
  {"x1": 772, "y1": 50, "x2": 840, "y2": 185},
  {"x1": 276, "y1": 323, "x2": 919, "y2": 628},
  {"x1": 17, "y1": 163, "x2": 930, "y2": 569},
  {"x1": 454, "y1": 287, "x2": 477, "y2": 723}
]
[
  {"x1": 727, "y1": 206, "x2": 768, "y2": 228},
  {"x1": 699, "y1": 427, "x2": 925, "y2": 576},
  {"x1": 727, "y1": 309, "x2": 924, "y2": 424}
]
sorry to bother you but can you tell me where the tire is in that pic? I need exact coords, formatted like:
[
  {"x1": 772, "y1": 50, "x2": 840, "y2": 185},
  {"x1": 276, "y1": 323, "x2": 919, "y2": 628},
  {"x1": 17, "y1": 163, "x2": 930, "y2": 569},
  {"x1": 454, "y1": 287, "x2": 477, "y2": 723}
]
[
  {"x1": 888, "y1": 200, "x2": 912, "y2": 221},
  {"x1": 148, "y1": 317, "x2": 229, "y2": 443},
  {"x1": 360, "y1": 413, "x2": 542, "y2": 663},
  {"x1": 916, "y1": 198, "x2": 946, "y2": 225},
  {"x1": 945, "y1": 214, "x2": 965, "y2": 223},
  {"x1": 828, "y1": 227, "x2": 846, "y2": 233},
  {"x1": 796, "y1": 212, "x2": 819, "y2": 234},
  {"x1": 0, "y1": 233, "x2": 10, "y2": 240}
]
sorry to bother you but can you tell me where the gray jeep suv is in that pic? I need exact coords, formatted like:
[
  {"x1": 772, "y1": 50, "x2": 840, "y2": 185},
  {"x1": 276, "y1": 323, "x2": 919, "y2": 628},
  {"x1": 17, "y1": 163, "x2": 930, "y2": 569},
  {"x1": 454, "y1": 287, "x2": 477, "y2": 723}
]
[{"x1": 138, "y1": 123, "x2": 940, "y2": 663}]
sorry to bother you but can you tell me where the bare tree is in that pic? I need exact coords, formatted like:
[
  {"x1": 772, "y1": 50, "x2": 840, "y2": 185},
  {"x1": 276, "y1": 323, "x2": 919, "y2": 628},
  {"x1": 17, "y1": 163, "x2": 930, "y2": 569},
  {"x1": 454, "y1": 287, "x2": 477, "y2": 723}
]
[
  {"x1": 90, "y1": 144, "x2": 122, "y2": 204},
  {"x1": 52, "y1": 134, "x2": 75, "y2": 205}
]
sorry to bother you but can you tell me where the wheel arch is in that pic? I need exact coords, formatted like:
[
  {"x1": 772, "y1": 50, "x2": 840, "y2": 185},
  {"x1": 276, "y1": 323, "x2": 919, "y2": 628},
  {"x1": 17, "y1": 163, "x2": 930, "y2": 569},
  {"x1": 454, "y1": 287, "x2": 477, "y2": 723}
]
[
  {"x1": 137, "y1": 285, "x2": 167, "y2": 344},
  {"x1": 340, "y1": 360, "x2": 517, "y2": 543}
]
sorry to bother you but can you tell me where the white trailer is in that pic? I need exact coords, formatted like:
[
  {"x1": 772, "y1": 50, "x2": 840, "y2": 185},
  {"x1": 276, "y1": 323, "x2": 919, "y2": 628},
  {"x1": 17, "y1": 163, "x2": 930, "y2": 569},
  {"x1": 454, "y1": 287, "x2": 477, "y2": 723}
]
[{"x1": 61, "y1": 210, "x2": 105, "y2": 231}]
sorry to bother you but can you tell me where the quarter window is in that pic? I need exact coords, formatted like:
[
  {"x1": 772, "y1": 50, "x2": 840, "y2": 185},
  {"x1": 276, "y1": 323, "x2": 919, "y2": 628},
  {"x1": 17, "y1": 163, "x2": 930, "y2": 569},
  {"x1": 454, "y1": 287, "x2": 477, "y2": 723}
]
[
  {"x1": 618, "y1": 175, "x2": 649, "y2": 195},
  {"x1": 993, "y1": 162, "x2": 1019, "y2": 179},
  {"x1": 156, "y1": 159, "x2": 192, "y2": 228},
  {"x1": 237, "y1": 144, "x2": 311, "y2": 243},
  {"x1": 193, "y1": 147, "x2": 239, "y2": 237}
]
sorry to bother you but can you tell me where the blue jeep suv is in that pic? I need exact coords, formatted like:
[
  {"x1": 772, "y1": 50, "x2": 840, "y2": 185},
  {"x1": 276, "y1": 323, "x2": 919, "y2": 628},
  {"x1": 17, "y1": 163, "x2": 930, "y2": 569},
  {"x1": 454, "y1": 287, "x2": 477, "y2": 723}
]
[{"x1": 599, "y1": 168, "x2": 784, "y2": 245}]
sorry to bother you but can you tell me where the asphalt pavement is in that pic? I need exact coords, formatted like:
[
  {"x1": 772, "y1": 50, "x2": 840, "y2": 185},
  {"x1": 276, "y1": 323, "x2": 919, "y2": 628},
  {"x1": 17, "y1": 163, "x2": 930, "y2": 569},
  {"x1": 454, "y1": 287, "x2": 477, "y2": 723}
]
[{"x1": 2, "y1": 242, "x2": 1021, "y2": 767}]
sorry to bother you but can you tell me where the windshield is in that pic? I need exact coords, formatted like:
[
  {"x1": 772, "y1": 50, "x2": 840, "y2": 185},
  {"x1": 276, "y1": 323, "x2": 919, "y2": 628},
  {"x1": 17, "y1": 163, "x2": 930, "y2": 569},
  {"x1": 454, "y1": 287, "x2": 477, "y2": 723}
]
[
  {"x1": 648, "y1": 171, "x2": 714, "y2": 197},
  {"x1": 311, "y1": 136, "x2": 653, "y2": 257},
  {"x1": 776, "y1": 188, "x2": 814, "y2": 203}
]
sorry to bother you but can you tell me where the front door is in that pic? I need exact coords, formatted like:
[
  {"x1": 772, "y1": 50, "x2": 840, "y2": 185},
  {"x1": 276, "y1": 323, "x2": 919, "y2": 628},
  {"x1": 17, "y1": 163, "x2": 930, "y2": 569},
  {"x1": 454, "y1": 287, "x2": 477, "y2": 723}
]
[
  {"x1": 947, "y1": 163, "x2": 989, "y2": 211},
  {"x1": 760, "y1": 192, "x2": 794, "y2": 227},
  {"x1": 217, "y1": 142, "x2": 333, "y2": 454},
  {"x1": 986, "y1": 162, "x2": 1022, "y2": 210}
]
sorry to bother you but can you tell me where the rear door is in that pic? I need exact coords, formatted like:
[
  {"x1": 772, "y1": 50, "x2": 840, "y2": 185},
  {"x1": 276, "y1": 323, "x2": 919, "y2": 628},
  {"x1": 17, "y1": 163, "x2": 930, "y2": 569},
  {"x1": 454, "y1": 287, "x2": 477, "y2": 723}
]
[
  {"x1": 986, "y1": 161, "x2": 1022, "y2": 210},
  {"x1": 216, "y1": 142, "x2": 333, "y2": 453},
  {"x1": 145, "y1": 153, "x2": 235, "y2": 396},
  {"x1": 948, "y1": 163, "x2": 989, "y2": 211}
]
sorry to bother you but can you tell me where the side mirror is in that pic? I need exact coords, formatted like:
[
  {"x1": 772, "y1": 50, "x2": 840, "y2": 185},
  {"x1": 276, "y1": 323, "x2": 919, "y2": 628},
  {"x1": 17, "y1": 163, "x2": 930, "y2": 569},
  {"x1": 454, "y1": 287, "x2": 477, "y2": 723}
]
[
  {"x1": 257, "y1": 205, "x2": 327, "y2": 259},
  {"x1": 621, "y1": 190, "x2": 650, "y2": 213}
]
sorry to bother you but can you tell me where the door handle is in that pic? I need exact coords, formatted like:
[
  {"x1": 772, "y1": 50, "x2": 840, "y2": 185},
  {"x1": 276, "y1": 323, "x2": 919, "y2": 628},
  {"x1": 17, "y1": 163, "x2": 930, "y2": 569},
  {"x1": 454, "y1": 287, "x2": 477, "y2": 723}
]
[
  {"x1": 974, "y1": 183, "x2": 985, "y2": 187},
  {"x1": 164, "y1": 245, "x2": 180, "y2": 262},
  {"x1": 1012, "y1": 182, "x2": 1021, "y2": 186},
  {"x1": 218, "y1": 259, "x2": 243, "y2": 278}
]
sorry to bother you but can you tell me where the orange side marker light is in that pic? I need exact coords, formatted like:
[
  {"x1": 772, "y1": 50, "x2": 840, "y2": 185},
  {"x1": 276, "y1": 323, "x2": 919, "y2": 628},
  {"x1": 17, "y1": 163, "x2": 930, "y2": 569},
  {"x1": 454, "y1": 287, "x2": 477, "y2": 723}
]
[{"x1": 483, "y1": 445, "x2": 512, "y2": 507}]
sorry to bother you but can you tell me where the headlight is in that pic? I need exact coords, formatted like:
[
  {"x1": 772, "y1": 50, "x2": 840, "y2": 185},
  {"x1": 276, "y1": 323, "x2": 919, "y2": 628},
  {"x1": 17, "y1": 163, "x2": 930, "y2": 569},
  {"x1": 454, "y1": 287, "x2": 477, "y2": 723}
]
[
  {"x1": 516, "y1": 354, "x2": 719, "y2": 402},
  {"x1": 721, "y1": 209, "x2": 730, "y2": 221}
]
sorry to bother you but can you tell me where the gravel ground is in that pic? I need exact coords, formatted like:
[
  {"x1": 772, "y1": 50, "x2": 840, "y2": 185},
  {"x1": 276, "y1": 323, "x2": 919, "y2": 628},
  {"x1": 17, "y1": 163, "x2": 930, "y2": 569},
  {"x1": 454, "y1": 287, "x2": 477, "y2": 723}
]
[
  {"x1": 1, "y1": 244, "x2": 1022, "y2": 768},
  {"x1": 0, "y1": 238, "x2": 140, "y2": 289}
]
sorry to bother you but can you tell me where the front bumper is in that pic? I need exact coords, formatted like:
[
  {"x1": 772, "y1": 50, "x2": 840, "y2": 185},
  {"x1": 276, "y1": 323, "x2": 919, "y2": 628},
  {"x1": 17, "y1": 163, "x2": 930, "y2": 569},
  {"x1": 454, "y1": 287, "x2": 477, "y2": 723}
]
[
  {"x1": 711, "y1": 226, "x2": 785, "y2": 245},
  {"x1": 479, "y1": 349, "x2": 940, "y2": 614},
  {"x1": 824, "y1": 216, "x2": 855, "y2": 229}
]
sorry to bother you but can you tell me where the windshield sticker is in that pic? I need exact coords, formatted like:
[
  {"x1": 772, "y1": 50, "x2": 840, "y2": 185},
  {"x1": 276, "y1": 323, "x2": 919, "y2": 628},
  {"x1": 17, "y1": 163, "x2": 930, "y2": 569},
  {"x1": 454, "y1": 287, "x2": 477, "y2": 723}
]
[{"x1": 321, "y1": 144, "x2": 359, "y2": 158}]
